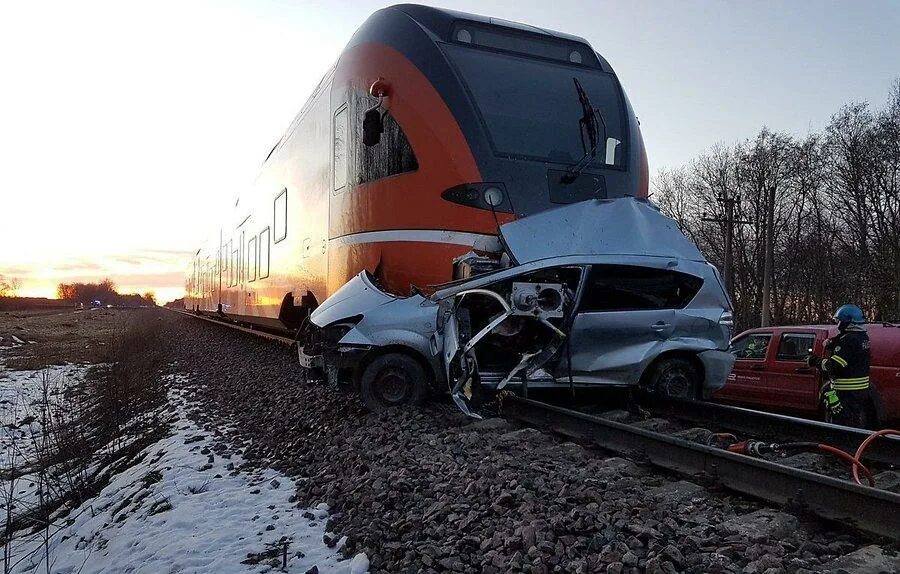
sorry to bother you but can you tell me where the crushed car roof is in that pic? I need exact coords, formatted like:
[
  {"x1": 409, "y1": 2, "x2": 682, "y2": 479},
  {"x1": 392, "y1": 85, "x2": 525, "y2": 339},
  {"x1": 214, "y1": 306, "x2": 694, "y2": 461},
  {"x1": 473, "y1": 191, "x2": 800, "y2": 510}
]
[{"x1": 500, "y1": 197, "x2": 705, "y2": 264}]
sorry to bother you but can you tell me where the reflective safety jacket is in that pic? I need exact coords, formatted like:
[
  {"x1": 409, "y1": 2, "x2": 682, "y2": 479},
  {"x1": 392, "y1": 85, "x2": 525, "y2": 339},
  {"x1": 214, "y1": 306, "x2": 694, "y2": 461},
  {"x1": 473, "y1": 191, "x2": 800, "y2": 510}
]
[{"x1": 822, "y1": 328, "x2": 871, "y2": 391}]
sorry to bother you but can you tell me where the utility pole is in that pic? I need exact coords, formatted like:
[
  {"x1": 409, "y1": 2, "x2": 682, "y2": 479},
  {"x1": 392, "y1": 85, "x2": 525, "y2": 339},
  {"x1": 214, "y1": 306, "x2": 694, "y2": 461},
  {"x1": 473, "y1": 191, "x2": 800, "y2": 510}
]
[
  {"x1": 702, "y1": 194, "x2": 750, "y2": 299},
  {"x1": 761, "y1": 184, "x2": 777, "y2": 327}
]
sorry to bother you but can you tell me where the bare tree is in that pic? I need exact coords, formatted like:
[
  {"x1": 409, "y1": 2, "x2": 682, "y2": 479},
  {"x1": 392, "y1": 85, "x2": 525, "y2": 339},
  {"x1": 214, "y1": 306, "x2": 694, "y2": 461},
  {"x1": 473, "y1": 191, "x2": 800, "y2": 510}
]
[{"x1": 655, "y1": 80, "x2": 900, "y2": 329}]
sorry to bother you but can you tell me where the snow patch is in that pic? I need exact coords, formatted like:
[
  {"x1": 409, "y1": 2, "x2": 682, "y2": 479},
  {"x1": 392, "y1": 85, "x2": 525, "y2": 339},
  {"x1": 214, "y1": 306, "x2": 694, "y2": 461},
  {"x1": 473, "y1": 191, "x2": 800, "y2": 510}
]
[{"x1": 6, "y1": 384, "x2": 359, "y2": 573}]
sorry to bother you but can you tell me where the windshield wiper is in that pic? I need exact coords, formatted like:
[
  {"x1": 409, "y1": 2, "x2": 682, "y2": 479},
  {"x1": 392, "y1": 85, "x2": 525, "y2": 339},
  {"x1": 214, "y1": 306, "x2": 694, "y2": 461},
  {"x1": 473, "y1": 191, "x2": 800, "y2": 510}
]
[{"x1": 561, "y1": 77, "x2": 606, "y2": 184}]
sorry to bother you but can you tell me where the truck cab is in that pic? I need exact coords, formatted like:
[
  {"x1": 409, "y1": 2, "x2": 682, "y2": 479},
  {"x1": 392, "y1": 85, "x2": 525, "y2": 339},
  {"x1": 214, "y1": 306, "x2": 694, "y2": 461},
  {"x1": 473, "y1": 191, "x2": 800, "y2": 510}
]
[{"x1": 713, "y1": 324, "x2": 900, "y2": 425}]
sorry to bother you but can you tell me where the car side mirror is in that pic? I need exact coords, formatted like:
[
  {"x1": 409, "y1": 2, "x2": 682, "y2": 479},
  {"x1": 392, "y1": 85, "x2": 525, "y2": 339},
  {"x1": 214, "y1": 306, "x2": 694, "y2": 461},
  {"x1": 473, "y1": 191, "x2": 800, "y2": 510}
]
[{"x1": 363, "y1": 108, "x2": 383, "y2": 147}]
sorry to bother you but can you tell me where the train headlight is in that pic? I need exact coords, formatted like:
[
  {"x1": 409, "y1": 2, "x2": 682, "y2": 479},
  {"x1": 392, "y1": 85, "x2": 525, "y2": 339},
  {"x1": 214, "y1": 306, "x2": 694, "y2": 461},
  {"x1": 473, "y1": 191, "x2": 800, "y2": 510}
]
[
  {"x1": 441, "y1": 182, "x2": 513, "y2": 213},
  {"x1": 456, "y1": 28, "x2": 472, "y2": 43},
  {"x1": 483, "y1": 187, "x2": 503, "y2": 207}
]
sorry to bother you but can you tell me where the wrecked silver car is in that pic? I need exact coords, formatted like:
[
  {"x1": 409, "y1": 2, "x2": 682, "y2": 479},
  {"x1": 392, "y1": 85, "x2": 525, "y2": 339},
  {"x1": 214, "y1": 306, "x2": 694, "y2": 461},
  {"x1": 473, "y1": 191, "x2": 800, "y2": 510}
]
[{"x1": 299, "y1": 198, "x2": 735, "y2": 415}]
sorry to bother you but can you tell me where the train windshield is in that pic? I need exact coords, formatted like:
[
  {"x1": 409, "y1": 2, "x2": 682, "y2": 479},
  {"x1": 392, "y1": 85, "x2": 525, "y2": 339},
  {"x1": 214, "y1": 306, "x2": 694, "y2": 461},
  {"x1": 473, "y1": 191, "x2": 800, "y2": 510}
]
[{"x1": 445, "y1": 44, "x2": 627, "y2": 168}]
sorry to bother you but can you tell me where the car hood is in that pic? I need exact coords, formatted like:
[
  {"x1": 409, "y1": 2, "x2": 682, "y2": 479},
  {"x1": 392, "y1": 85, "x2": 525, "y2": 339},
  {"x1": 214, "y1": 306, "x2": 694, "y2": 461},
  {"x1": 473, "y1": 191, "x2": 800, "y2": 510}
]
[
  {"x1": 500, "y1": 197, "x2": 705, "y2": 264},
  {"x1": 310, "y1": 271, "x2": 396, "y2": 327}
]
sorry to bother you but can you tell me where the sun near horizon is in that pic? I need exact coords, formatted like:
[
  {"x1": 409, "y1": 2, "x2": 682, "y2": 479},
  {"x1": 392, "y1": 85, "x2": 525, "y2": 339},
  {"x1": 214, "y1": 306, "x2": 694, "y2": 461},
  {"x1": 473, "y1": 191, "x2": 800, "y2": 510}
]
[{"x1": 2, "y1": 0, "x2": 897, "y2": 306}]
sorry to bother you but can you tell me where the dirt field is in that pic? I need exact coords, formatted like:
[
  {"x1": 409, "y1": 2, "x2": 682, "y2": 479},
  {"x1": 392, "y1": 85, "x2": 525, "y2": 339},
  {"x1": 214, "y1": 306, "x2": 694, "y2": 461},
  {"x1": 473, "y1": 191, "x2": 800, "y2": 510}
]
[{"x1": 0, "y1": 307, "x2": 158, "y2": 370}]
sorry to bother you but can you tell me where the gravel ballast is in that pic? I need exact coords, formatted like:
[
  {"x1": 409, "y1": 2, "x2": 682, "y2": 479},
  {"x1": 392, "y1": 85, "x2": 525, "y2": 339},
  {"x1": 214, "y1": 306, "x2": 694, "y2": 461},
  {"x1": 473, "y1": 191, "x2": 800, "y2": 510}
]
[{"x1": 163, "y1": 312, "x2": 899, "y2": 573}]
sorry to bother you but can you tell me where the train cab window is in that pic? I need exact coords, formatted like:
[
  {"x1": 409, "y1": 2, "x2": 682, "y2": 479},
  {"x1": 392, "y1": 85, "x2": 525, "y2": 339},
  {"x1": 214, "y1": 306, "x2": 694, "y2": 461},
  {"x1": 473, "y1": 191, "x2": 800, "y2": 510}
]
[
  {"x1": 247, "y1": 236, "x2": 257, "y2": 282},
  {"x1": 730, "y1": 333, "x2": 772, "y2": 360},
  {"x1": 274, "y1": 189, "x2": 287, "y2": 243},
  {"x1": 349, "y1": 89, "x2": 418, "y2": 184},
  {"x1": 259, "y1": 227, "x2": 270, "y2": 279},
  {"x1": 333, "y1": 107, "x2": 348, "y2": 191}
]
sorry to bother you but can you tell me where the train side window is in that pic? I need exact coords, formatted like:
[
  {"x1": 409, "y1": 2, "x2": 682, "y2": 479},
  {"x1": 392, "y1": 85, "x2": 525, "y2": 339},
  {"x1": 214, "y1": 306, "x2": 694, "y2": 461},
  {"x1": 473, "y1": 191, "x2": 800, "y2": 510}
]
[
  {"x1": 274, "y1": 189, "x2": 287, "y2": 243},
  {"x1": 350, "y1": 90, "x2": 418, "y2": 185},
  {"x1": 247, "y1": 236, "x2": 257, "y2": 282},
  {"x1": 259, "y1": 227, "x2": 270, "y2": 279},
  {"x1": 333, "y1": 106, "x2": 348, "y2": 191}
]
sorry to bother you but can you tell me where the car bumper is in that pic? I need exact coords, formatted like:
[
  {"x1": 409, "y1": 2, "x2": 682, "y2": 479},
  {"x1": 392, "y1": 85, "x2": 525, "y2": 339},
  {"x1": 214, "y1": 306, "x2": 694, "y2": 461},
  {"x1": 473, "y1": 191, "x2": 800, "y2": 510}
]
[{"x1": 699, "y1": 349, "x2": 736, "y2": 397}]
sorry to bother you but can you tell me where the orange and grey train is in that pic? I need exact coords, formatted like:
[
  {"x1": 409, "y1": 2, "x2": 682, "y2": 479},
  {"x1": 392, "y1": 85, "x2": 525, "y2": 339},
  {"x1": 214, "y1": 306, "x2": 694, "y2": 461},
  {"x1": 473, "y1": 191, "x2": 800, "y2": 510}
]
[{"x1": 184, "y1": 4, "x2": 649, "y2": 330}]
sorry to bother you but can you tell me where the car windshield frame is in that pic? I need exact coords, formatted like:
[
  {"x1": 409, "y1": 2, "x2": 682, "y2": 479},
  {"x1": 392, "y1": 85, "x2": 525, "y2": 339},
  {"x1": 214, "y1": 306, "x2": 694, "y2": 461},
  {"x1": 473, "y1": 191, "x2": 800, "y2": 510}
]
[{"x1": 442, "y1": 42, "x2": 629, "y2": 171}]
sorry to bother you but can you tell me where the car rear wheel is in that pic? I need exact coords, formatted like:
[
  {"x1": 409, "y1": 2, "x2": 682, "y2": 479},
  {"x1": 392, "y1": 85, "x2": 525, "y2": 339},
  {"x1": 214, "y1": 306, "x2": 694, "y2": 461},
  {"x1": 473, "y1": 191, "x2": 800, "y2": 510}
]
[
  {"x1": 649, "y1": 358, "x2": 699, "y2": 400},
  {"x1": 359, "y1": 353, "x2": 428, "y2": 412}
]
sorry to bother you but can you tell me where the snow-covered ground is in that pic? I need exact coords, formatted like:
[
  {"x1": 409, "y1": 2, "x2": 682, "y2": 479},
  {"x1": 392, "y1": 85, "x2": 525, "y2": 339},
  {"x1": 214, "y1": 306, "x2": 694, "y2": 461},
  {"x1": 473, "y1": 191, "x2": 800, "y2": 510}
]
[
  {"x1": 1, "y1": 369, "x2": 368, "y2": 573},
  {"x1": 0, "y1": 364, "x2": 88, "y2": 516}
]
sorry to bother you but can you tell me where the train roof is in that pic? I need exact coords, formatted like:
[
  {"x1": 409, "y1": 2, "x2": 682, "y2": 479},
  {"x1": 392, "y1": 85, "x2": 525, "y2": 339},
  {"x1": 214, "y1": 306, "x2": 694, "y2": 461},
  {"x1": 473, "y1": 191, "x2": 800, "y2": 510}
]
[{"x1": 388, "y1": 4, "x2": 590, "y2": 45}]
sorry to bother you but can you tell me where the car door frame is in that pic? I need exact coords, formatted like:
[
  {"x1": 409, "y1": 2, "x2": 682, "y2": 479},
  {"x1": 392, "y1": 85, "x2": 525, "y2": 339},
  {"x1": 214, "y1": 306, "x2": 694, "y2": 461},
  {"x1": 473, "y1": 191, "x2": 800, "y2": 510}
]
[
  {"x1": 765, "y1": 330, "x2": 821, "y2": 414},
  {"x1": 720, "y1": 329, "x2": 774, "y2": 406}
]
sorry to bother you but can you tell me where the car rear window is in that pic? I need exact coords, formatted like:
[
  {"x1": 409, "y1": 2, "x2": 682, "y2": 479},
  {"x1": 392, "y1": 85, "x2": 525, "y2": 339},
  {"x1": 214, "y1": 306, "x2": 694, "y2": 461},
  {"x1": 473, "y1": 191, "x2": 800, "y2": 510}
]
[{"x1": 579, "y1": 265, "x2": 703, "y2": 311}]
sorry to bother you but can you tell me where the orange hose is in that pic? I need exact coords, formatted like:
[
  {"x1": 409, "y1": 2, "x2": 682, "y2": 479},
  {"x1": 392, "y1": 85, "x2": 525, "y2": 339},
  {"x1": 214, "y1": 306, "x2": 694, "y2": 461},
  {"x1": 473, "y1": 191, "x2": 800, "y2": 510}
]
[
  {"x1": 851, "y1": 429, "x2": 899, "y2": 486},
  {"x1": 815, "y1": 444, "x2": 875, "y2": 487}
]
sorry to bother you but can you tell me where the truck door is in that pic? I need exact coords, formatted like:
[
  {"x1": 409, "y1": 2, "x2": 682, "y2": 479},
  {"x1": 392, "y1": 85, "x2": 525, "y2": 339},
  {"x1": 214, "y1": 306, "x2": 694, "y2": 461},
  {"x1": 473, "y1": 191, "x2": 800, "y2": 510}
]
[
  {"x1": 767, "y1": 332, "x2": 819, "y2": 414},
  {"x1": 718, "y1": 332, "x2": 773, "y2": 405}
]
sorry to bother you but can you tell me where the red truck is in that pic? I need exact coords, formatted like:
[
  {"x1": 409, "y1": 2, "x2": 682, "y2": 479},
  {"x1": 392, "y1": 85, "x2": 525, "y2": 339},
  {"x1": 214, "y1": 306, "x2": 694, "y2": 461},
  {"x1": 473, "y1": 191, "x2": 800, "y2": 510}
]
[{"x1": 713, "y1": 324, "x2": 900, "y2": 426}]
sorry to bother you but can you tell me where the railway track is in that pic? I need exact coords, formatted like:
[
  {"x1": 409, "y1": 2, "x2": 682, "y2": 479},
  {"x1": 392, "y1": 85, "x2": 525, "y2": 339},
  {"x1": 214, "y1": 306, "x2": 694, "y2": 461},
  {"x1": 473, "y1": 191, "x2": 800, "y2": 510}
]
[
  {"x1": 501, "y1": 394, "x2": 900, "y2": 539},
  {"x1": 172, "y1": 309, "x2": 297, "y2": 346},
  {"x1": 177, "y1": 309, "x2": 900, "y2": 539},
  {"x1": 651, "y1": 397, "x2": 900, "y2": 467}
]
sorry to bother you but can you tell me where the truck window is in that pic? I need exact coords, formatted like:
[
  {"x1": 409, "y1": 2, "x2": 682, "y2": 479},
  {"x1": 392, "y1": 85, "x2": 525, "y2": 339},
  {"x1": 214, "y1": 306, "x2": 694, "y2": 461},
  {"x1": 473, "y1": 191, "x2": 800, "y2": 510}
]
[
  {"x1": 777, "y1": 333, "x2": 816, "y2": 362},
  {"x1": 730, "y1": 333, "x2": 772, "y2": 360}
]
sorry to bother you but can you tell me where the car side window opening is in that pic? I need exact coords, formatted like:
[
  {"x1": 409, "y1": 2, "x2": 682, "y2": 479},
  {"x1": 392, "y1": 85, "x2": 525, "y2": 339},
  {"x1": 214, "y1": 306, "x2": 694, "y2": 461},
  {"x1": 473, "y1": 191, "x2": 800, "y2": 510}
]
[
  {"x1": 333, "y1": 107, "x2": 348, "y2": 191},
  {"x1": 247, "y1": 236, "x2": 257, "y2": 282},
  {"x1": 731, "y1": 333, "x2": 772, "y2": 360},
  {"x1": 777, "y1": 333, "x2": 816, "y2": 362},
  {"x1": 259, "y1": 227, "x2": 271, "y2": 279},
  {"x1": 579, "y1": 264, "x2": 703, "y2": 312},
  {"x1": 350, "y1": 88, "x2": 418, "y2": 184},
  {"x1": 274, "y1": 189, "x2": 287, "y2": 243}
]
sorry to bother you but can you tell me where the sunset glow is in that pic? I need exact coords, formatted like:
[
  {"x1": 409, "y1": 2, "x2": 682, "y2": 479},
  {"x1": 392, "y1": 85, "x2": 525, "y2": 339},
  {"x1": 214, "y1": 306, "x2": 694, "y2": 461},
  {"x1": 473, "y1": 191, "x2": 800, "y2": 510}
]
[{"x1": 1, "y1": 1, "x2": 896, "y2": 305}]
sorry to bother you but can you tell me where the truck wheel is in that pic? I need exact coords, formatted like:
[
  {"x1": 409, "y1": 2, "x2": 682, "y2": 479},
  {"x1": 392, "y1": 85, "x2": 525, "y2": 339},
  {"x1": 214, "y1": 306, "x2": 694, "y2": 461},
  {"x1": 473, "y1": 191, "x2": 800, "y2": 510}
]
[
  {"x1": 649, "y1": 358, "x2": 699, "y2": 400},
  {"x1": 359, "y1": 353, "x2": 428, "y2": 412}
]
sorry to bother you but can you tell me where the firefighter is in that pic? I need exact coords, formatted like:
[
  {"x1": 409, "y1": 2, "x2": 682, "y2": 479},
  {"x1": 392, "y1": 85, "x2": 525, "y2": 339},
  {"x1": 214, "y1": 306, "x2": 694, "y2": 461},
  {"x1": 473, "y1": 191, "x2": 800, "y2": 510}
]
[{"x1": 807, "y1": 304, "x2": 873, "y2": 428}]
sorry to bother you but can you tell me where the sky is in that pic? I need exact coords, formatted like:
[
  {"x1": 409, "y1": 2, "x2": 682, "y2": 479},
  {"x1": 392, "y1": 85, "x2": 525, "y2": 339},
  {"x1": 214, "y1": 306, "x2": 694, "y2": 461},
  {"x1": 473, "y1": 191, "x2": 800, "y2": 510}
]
[{"x1": 1, "y1": 0, "x2": 898, "y2": 303}]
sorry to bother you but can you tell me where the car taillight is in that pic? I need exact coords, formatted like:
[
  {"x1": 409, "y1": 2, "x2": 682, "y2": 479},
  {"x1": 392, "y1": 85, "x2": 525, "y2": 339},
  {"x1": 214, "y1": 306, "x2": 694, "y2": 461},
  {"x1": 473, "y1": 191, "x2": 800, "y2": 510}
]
[{"x1": 719, "y1": 311, "x2": 734, "y2": 331}]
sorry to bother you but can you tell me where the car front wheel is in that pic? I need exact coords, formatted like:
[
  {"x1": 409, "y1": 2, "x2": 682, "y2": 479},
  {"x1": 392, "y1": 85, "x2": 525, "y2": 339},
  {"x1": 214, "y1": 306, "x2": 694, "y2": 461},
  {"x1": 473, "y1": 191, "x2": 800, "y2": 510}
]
[{"x1": 358, "y1": 353, "x2": 429, "y2": 412}]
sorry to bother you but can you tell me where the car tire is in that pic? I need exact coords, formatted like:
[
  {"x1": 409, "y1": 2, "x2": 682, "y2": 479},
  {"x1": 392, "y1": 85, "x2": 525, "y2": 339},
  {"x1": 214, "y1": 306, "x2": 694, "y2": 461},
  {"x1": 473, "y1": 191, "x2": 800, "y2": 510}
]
[
  {"x1": 359, "y1": 353, "x2": 429, "y2": 412},
  {"x1": 649, "y1": 358, "x2": 699, "y2": 400}
]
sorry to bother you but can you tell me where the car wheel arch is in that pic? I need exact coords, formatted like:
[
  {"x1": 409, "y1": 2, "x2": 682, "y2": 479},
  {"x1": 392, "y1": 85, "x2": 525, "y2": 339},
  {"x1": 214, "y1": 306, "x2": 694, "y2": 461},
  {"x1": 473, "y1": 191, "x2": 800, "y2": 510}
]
[
  {"x1": 353, "y1": 344, "x2": 442, "y2": 393},
  {"x1": 639, "y1": 349, "x2": 705, "y2": 396}
]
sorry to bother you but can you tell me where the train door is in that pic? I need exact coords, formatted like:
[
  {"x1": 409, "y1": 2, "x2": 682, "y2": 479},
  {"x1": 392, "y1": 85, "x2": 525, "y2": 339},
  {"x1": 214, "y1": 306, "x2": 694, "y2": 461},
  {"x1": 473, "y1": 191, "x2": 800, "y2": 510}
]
[{"x1": 239, "y1": 229, "x2": 245, "y2": 315}]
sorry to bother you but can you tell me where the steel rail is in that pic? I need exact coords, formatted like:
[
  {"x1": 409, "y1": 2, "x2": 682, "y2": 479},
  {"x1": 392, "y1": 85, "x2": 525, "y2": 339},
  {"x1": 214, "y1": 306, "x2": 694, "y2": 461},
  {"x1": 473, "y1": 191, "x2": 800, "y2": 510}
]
[
  {"x1": 169, "y1": 309, "x2": 296, "y2": 347},
  {"x1": 652, "y1": 399, "x2": 900, "y2": 467},
  {"x1": 501, "y1": 394, "x2": 900, "y2": 539}
]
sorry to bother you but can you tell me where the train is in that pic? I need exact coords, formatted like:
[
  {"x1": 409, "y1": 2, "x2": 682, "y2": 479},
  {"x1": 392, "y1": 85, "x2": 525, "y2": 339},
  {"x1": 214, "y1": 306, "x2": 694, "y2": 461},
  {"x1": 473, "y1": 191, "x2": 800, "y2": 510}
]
[
  {"x1": 185, "y1": 3, "x2": 648, "y2": 327},
  {"x1": 184, "y1": 4, "x2": 734, "y2": 414}
]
